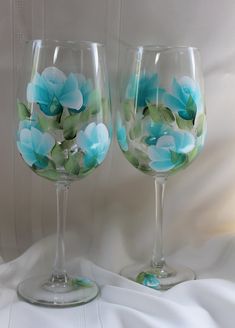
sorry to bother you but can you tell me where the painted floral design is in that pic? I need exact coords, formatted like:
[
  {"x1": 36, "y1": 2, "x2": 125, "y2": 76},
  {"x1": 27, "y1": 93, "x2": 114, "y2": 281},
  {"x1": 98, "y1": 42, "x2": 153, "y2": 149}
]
[
  {"x1": 69, "y1": 74, "x2": 93, "y2": 114},
  {"x1": 17, "y1": 126, "x2": 55, "y2": 169},
  {"x1": 136, "y1": 272, "x2": 160, "y2": 290},
  {"x1": 164, "y1": 77, "x2": 201, "y2": 121},
  {"x1": 77, "y1": 122, "x2": 110, "y2": 167},
  {"x1": 147, "y1": 124, "x2": 195, "y2": 172},
  {"x1": 125, "y1": 73, "x2": 165, "y2": 108},
  {"x1": 27, "y1": 67, "x2": 84, "y2": 116}
]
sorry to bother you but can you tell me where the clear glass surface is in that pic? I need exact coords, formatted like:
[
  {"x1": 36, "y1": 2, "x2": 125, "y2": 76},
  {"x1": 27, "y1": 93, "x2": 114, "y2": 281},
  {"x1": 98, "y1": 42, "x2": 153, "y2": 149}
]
[
  {"x1": 16, "y1": 40, "x2": 112, "y2": 306},
  {"x1": 117, "y1": 45, "x2": 206, "y2": 290}
]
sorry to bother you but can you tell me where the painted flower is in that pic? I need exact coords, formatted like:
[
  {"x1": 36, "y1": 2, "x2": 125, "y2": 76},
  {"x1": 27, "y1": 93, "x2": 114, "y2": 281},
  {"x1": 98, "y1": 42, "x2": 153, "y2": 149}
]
[
  {"x1": 27, "y1": 67, "x2": 83, "y2": 116},
  {"x1": 17, "y1": 126, "x2": 55, "y2": 169},
  {"x1": 116, "y1": 116, "x2": 128, "y2": 151},
  {"x1": 164, "y1": 77, "x2": 201, "y2": 120},
  {"x1": 147, "y1": 124, "x2": 195, "y2": 172},
  {"x1": 136, "y1": 272, "x2": 160, "y2": 290},
  {"x1": 69, "y1": 74, "x2": 93, "y2": 113},
  {"x1": 125, "y1": 73, "x2": 165, "y2": 108},
  {"x1": 77, "y1": 122, "x2": 110, "y2": 167}
]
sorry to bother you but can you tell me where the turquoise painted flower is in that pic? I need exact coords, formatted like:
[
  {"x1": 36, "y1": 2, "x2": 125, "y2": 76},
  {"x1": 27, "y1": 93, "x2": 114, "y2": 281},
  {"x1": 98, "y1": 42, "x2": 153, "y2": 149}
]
[
  {"x1": 164, "y1": 77, "x2": 201, "y2": 121},
  {"x1": 136, "y1": 272, "x2": 160, "y2": 290},
  {"x1": 27, "y1": 67, "x2": 83, "y2": 116},
  {"x1": 145, "y1": 122, "x2": 171, "y2": 146},
  {"x1": 69, "y1": 74, "x2": 93, "y2": 114},
  {"x1": 77, "y1": 122, "x2": 110, "y2": 167},
  {"x1": 17, "y1": 126, "x2": 55, "y2": 169},
  {"x1": 147, "y1": 124, "x2": 195, "y2": 172},
  {"x1": 116, "y1": 117, "x2": 128, "y2": 151},
  {"x1": 125, "y1": 73, "x2": 165, "y2": 108}
]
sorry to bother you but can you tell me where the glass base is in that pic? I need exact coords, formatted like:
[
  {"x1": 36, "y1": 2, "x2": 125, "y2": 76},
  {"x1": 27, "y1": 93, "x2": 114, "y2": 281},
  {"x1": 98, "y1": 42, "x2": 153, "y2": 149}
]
[
  {"x1": 120, "y1": 262, "x2": 195, "y2": 291},
  {"x1": 17, "y1": 274, "x2": 99, "y2": 307}
]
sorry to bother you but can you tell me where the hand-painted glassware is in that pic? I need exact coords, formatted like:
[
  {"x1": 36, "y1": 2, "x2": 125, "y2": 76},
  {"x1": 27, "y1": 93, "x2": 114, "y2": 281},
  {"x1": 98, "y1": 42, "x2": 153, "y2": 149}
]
[
  {"x1": 16, "y1": 40, "x2": 112, "y2": 307},
  {"x1": 117, "y1": 45, "x2": 206, "y2": 290}
]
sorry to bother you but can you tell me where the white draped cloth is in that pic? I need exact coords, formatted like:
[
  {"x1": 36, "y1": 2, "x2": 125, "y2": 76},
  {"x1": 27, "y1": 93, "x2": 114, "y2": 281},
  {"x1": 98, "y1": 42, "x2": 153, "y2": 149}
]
[{"x1": 1, "y1": 234, "x2": 235, "y2": 328}]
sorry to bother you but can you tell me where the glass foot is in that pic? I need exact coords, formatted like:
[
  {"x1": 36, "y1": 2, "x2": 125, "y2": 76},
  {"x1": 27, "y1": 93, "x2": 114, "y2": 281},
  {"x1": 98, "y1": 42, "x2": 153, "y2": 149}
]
[
  {"x1": 17, "y1": 274, "x2": 99, "y2": 307},
  {"x1": 121, "y1": 262, "x2": 195, "y2": 291}
]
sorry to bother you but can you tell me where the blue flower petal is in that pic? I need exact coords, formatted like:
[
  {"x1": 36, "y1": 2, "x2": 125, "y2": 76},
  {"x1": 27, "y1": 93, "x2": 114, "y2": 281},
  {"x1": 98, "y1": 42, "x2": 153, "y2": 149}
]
[
  {"x1": 172, "y1": 78, "x2": 186, "y2": 103},
  {"x1": 20, "y1": 128, "x2": 33, "y2": 148},
  {"x1": 59, "y1": 73, "x2": 83, "y2": 110},
  {"x1": 27, "y1": 82, "x2": 51, "y2": 105},
  {"x1": 156, "y1": 135, "x2": 175, "y2": 150},
  {"x1": 42, "y1": 67, "x2": 66, "y2": 96},
  {"x1": 77, "y1": 130, "x2": 94, "y2": 151},
  {"x1": 164, "y1": 94, "x2": 185, "y2": 112},
  {"x1": 172, "y1": 131, "x2": 195, "y2": 153},
  {"x1": 17, "y1": 141, "x2": 37, "y2": 166},
  {"x1": 31, "y1": 127, "x2": 55, "y2": 156},
  {"x1": 149, "y1": 158, "x2": 175, "y2": 172}
]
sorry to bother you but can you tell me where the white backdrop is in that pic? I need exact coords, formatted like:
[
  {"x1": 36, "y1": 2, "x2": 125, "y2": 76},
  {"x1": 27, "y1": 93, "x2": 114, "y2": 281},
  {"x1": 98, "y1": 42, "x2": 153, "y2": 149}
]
[{"x1": 1, "y1": 0, "x2": 235, "y2": 276}]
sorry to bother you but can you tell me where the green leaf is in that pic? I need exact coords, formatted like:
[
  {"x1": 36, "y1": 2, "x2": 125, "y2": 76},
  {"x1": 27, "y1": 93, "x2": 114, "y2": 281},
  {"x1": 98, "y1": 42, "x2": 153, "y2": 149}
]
[
  {"x1": 36, "y1": 169, "x2": 61, "y2": 181},
  {"x1": 176, "y1": 115, "x2": 193, "y2": 130},
  {"x1": 102, "y1": 98, "x2": 111, "y2": 123},
  {"x1": 170, "y1": 151, "x2": 186, "y2": 165},
  {"x1": 63, "y1": 113, "x2": 80, "y2": 140},
  {"x1": 185, "y1": 95, "x2": 197, "y2": 122},
  {"x1": 186, "y1": 146, "x2": 199, "y2": 163},
  {"x1": 51, "y1": 144, "x2": 66, "y2": 166},
  {"x1": 134, "y1": 148, "x2": 149, "y2": 162},
  {"x1": 195, "y1": 113, "x2": 206, "y2": 137},
  {"x1": 64, "y1": 152, "x2": 81, "y2": 175},
  {"x1": 148, "y1": 104, "x2": 175, "y2": 124},
  {"x1": 61, "y1": 139, "x2": 76, "y2": 150},
  {"x1": 129, "y1": 121, "x2": 142, "y2": 140},
  {"x1": 123, "y1": 100, "x2": 134, "y2": 121},
  {"x1": 139, "y1": 164, "x2": 152, "y2": 173},
  {"x1": 37, "y1": 112, "x2": 60, "y2": 132},
  {"x1": 125, "y1": 151, "x2": 139, "y2": 167},
  {"x1": 89, "y1": 90, "x2": 101, "y2": 114},
  {"x1": 17, "y1": 101, "x2": 30, "y2": 120},
  {"x1": 71, "y1": 278, "x2": 93, "y2": 288}
]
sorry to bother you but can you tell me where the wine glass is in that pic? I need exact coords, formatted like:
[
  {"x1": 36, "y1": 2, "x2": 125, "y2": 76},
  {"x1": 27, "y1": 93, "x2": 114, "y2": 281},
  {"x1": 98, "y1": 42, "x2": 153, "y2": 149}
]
[
  {"x1": 16, "y1": 40, "x2": 112, "y2": 306},
  {"x1": 117, "y1": 45, "x2": 206, "y2": 290}
]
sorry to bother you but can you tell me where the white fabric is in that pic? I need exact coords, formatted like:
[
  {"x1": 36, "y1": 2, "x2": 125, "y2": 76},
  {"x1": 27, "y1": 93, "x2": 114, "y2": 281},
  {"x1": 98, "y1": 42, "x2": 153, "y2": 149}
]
[{"x1": 1, "y1": 234, "x2": 235, "y2": 328}]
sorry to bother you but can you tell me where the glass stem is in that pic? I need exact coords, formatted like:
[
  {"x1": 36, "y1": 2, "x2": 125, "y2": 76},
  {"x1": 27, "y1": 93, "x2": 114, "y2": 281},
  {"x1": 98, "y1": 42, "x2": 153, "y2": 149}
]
[
  {"x1": 151, "y1": 177, "x2": 167, "y2": 268},
  {"x1": 51, "y1": 182, "x2": 70, "y2": 283}
]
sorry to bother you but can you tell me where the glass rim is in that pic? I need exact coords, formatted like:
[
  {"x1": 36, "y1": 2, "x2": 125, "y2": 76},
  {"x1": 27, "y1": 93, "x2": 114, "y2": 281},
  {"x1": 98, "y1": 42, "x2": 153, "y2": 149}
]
[
  {"x1": 127, "y1": 44, "x2": 199, "y2": 53},
  {"x1": 25, "y1": 39, "x2": 105, "y2": 48}
]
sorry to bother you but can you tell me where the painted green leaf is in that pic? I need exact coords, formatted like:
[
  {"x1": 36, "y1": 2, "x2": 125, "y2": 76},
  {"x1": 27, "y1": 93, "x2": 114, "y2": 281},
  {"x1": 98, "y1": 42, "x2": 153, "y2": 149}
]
[
  {"x1": 51, "y1": 144, "x2": 65, "y2": 166},
  {"x1": 61, "y1": 139, "x2": 76, "y2": 150},
  {"x1": 64, "y1": 152, "x2": 80, "y2": 175},
  {"x1": 37, "y1": 112, "x2": 60, "y2": 132},
  {"x1": 89, "y1": 90, "x2": 101, "y2": 114},
  {"x1": 71, "y1": 278, "x2": 93, "y2": 288},
  {"x1": 36, "y1": 169, "x2": 60, "y2": 181},
  {"x1": 186, "y1": 146, "x2": 199, "y2": 163},
  {"x1": 139, "y1": 164, "x2": 152, "y2": 173},
  {"x1": 176, "y1": 115, "x2": 193, "y2": 130},
  {"x1": 195, "y1": 113, "x2": 206, "y2": 137},
  {"x1": 17, "y1": 101, "x2": 30, "y2": 120},
  {"x1": 63, "y1": 113, "x2": 80, "y2": 140},
  {"x1": 102, "y1": 98, "x2": 111, "y2": 123},
  {"x1": 148, "y1": 104, "x2": 175, "y2": 124},
  {"x1": 123, "y1": 100, "x2": 134, "y2": 121},
  {"x1": 134, "y1": 148, "x2": 149, "y2": 162},
  {"x1": 136, "y1": 272, "x2": 146, "y2": 284},
  {"x1": 185, "y1": 95, "x2": 197, "y2": 122},
  {"x1": 125, "y1": 151, "x2": 139, "y2": 167},
  {"x1": 129, "y1": 121, "x2": 142, "y2": 140},
  {"x1": 170, "y1": 151, "x2": 186, "y2": 165},
  {"x1": 78, "y1": 109, "x2": 90, "y2": 124}
]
